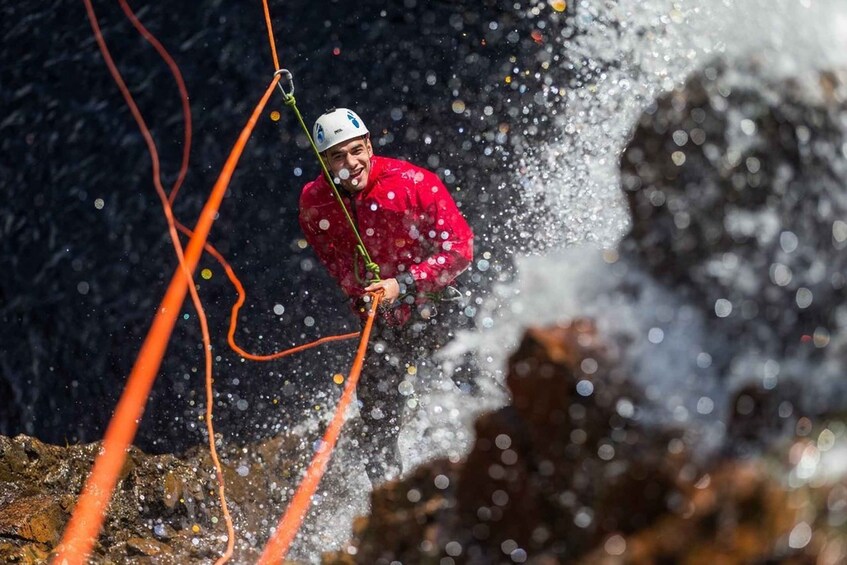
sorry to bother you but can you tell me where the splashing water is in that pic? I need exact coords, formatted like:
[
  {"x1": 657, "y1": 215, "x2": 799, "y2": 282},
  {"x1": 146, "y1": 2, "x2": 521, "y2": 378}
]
[
  {"x1": 290, "y1": 0, "x2": 847, "y2": 559},
  {"x1": 470, "y1": 0, "x2": 847, "y2": 397},
  {"x1": 520, "y1": 0, "x2": 847, "y2": 250}
]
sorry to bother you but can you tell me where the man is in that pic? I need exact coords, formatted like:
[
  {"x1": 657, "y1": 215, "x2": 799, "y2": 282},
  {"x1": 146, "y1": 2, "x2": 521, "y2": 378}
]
[{"x1": 298, "y1": 108, "x2": 474, "y2": 484}]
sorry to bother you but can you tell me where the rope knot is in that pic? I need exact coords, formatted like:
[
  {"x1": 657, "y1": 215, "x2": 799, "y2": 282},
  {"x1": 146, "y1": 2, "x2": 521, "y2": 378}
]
[{"x1": 364, "y1": 260, "x2": 380, "y2": 277}]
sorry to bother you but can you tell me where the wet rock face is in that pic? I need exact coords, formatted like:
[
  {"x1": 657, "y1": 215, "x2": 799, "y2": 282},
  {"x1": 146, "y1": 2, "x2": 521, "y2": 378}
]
[
  {"x1": 577, "y1": 454, "x2": 847, "y2": 565},
  {"x1": 0, "y1": 432, "x2": 316, "y2": 563},
  {"x1": 338, "y1": 324, "x2": 847, "y2": 565},
  {"x1": 620, "y1": 64, "x2": 847, "y2": 367},
  {"x1": 340, "y1": 321, "x2": 690, "y2": 563},
  {"x1": 334, "y1": 63, "x2": 847, "y2": 564}
]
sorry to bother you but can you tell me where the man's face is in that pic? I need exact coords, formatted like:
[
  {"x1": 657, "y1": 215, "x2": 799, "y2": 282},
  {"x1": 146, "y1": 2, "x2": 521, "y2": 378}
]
[{"x1": 324, "y1": 136, "x2": 374, "y2": 193}]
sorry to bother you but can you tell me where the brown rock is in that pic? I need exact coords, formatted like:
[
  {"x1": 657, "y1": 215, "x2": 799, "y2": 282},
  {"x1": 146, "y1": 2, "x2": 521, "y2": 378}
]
[
  {"x1": 462, "y1": 322, "x2": 684, "y2": 560},
  {"x1": 577, "y1": 457, "x2": 845, "y2": 564},
  {"x1": 348, "y1": 457, "x2": 461, "y2": 563},
  {"x1": 0, "y1": 494, "x2": 66, "y2": 544},
  {"x1": 0, "y1": 540, "x2": 51, "y2": 565},
  {"x1": 126, "y1": 536, "x2": 171, "y2": 557},
  {"x1": 344, "y1": 321, "x2": 689, "y2": 563}
]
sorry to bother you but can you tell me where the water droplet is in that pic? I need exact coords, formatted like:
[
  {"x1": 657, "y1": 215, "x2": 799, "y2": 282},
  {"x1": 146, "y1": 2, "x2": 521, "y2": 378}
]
[
  {"x1": 788, "y1": 522, "x2": 812, "y2": 549},
  {"x1": 445, "y1": 541, "x2": 462, "y2": 557},
  {"x1": 604, "y1": 534, "x2": 626, "y2": 556},
  {"x1": 715, "y1": 298, "x2": 732, "y2": 318},
  {"x1": 495, "y1": 434, "x2": 512, "y2": 450},
  {"x1": 818, "y1": 429, "x2": 836, "y2": 452},
  {"x1": 833, "y1": 220, "x2": 847, "y2": 243},
  {"x1": 597, "y1": 444, "x2": 615, "y2": 461},
  {"x1": 492, "y1": 489, "x2": 509, "y2": 506},
  {"x1": 616, "y1": 398, "x2": 634, "y2": 418},
  {"x1": 770, "y1": 263, "x2": 792, "y2": 286},
  {"x1": 795, "y1": 288, "x2": 813, "y2": 309},
  {"x1": 573, "y1": 507, "x2": 593, "y2": 528},
  {"x1": 576, "y1": 380, "x2": 594, "y2": 397},
  {"x1": 696, "y1": 397, "x2": 714, "y2": 414}
]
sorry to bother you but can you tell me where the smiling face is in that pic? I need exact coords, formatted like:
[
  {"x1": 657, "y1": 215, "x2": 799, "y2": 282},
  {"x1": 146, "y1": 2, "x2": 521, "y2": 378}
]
[{"x1": 324, "y1": 136, "x2": 374, "y2": 193}]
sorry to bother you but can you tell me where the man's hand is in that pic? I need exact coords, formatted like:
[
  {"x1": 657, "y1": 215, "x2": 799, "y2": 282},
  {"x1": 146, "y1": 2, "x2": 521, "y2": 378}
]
[{"x1": 364, "y1": 278, "x2": 400, "y2": 305}]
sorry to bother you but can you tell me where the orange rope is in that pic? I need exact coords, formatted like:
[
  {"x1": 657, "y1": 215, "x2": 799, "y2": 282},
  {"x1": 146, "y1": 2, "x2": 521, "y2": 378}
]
[
  {"x1": 61, "y1": 1, "x2": 367, "y2": 563},
  {"x1": 115, "y1": 4, "x2": 236, "y2": 563},
  {"x1": 261, "y1": 0, "x2": 281, "y2": 71},
  {"x1": 174, "y1": 223, "x2": 360, "y2": 360},
  {"x1": 253, "y1": 4, "x2": 387, "y2": 560},
  {"x1": 54, "y1": 2, "x2": 280, "y2": 562},
  {"x1": 257, "y1": 292, "x2": 382, "y2": 564},
  {"x1": 117, "y1": 0, "x2": 192, "y2": 206}
]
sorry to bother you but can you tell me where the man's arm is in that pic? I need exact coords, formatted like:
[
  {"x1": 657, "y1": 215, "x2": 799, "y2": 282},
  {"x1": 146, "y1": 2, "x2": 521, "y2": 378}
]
[
  {"x1": 407, "y1": 170, "x2": 474, "y2": 294},
  {"x1": 298, "y1": 197, "x2": 360, "y2": 299}
]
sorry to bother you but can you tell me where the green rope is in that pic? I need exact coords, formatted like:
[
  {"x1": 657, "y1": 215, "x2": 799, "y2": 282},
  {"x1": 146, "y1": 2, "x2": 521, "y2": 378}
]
[{"x1": 275, "y1": 70, "x2": 380, "y2": 282}]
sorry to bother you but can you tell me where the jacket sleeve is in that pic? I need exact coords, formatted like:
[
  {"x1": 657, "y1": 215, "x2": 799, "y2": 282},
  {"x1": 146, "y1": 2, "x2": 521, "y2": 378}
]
[
  {"x1": 407, "y1": 170, "x2": 474, "y2": 293},
  {"x1": 298, "y1": 188, "x2": 360, "y2": 300}
]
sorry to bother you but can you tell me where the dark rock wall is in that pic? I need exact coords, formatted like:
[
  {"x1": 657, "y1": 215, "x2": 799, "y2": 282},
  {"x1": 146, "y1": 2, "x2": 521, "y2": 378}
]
[
  {"x1": 1, "y1": 1, "x2": 576, "y2": 451},
  {"x1": 335, "y1": 324, "x2": 847, "y2": 565},
  {"x1": 620, "y1": 64, "x2": 847, "y2": 389}
]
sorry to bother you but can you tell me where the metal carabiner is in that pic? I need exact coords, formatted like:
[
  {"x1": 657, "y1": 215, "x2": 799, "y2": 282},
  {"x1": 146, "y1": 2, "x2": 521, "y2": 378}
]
[{"x1": 274, "y1": 68, "x2": 294, "y2": 101}]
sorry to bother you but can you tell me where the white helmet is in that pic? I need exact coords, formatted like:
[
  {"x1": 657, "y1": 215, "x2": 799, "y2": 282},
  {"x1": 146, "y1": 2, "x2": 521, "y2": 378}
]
[{"x1": 313, "y1": 108, "x2": 369, "y2": 153}]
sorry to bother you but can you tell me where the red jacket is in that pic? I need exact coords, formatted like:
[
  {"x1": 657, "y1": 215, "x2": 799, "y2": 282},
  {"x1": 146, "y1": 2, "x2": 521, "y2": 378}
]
[{"x1": 299, "y1": 155, "x2": 474, "y2": 326}]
